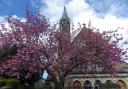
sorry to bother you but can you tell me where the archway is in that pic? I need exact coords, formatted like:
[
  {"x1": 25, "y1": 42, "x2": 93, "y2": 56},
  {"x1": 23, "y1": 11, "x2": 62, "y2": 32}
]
[
  {"x1": 100, "y1": 80, "x2": 119, "y2": 89},
  {"x1": 117, "y1": 80, "x2": 127, "y2": 89},
  {"x1": 84, "y1": 80, "x2": 92, "y2": 89},
  {"x1": 105, "y1": 80, "x2": 113, "y2": 84},
  {"x1": 94, "y1": 80, "x2": 102, "y2": 89},
  {"x1": 73, "y1": 80, "x2": 82, "y2": 89}
]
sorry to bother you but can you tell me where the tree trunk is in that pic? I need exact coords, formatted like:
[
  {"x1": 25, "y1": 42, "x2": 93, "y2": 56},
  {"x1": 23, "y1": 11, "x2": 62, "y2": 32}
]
[{"x1": 54, "y1": 78, "x2": 65, "y2": 89}]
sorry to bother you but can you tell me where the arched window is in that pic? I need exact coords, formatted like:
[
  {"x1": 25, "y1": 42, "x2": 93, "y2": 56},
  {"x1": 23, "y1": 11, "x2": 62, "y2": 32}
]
[
  {"x1": 73, "y1": 80, "x2": 82, "y2": 89},
  {"x1": 94, "y1": 80, "x2": 102, "y2": 89},
  {"x1": 105, "y1": 80, "x2": 113, "y2": 84},
  {"x1": 84, "y1": 80, "x2": 92, "y2": 89},
  {"x1": 117, "y1": 80, "x2": 127, "y2": 89},
  {"x1": 104, "y1": 80, "x2": 119, "y2": 89}
]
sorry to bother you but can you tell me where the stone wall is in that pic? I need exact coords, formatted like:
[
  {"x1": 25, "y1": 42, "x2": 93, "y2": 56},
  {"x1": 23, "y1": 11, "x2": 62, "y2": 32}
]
[{"x1": 65, "y1": 73, "x2": 128, "y2": 89}]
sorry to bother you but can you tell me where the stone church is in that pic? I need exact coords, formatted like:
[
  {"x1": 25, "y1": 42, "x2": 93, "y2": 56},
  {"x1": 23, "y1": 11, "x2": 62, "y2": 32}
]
[{"x1": 59, "y1": 7, "x2": 128, "y2": 89}]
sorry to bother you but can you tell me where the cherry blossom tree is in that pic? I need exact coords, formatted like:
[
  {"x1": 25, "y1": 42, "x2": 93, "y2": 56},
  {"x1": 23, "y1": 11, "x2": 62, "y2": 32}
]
[
  {"x1": 0, "y1": 11, "x2": 50, "y2": 86},
  {"x1": 0, "y1": 11, "x2": 127, "y2": 89},
  {"x1": 40, "y1": 26, "x2": 127, "y2": 89}
]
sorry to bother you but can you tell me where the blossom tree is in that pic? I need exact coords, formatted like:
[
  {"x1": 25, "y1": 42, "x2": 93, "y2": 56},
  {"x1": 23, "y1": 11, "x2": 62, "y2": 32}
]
[
  {"x1": 0, "y1": 10, "x2": 127, "y2": 89},
  {"x1": 0, "y1": 11, "x2": 50, "y2": 86},
  {"x1": 71, "y1": 28, "x2": 127, "y2": 74},
  {"x1": 41, "y1": 26, "x2": 128, "y2": 89}
]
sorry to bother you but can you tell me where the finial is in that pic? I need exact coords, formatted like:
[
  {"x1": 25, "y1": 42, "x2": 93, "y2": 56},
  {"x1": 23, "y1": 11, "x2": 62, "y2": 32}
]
[
  {"x1": 88, "y1": 20, "x2": 91, "y2": 28},
  {"x1": 83, "y1": 23, "x2": 86, "y2": 28},
  {"x1": 62, "y1": 6, "x2": 67, "y2": 17}
]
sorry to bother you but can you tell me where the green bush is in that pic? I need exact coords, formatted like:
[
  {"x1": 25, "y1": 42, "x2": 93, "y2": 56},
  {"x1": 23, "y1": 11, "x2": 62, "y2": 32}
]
[
  {"x1": 6, "y1": 79, "x2": 20, "y2": 89},
  {"x1": 1, "y1": 85, "x2": 13, "y2": 89},
  {"x1": 0, "y1": 78, "x2": 20, "y2": 89},
  {"x1": 0, "y1": 79, "x2": 6, "y2": 87}
]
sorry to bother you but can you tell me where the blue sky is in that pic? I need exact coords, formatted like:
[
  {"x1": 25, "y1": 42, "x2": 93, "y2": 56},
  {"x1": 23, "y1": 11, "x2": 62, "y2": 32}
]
[
  {"x1": 0, "y1": 0, "x2": 37, "y2": 17},
  {"x1": 0, "y1": 0, "x2": 128, "y2": 18},
  {"x1": 86, "y1": 0, "x2": 128, "y2": 18},
  {"x1": 0, "y1": 0, "x2": 128, "y2": 49}
]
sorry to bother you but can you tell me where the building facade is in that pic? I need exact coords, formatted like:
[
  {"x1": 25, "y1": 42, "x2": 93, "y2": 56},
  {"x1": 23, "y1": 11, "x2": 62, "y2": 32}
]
[{"x1": 59, "y1": 7, "x2": 128, "y2": 89}]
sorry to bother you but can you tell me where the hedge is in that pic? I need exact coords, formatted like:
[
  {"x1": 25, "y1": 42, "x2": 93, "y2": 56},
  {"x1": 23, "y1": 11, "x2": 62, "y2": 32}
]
[{"x1": 0, "y1": 78, "x2": 20, "y2": 89}]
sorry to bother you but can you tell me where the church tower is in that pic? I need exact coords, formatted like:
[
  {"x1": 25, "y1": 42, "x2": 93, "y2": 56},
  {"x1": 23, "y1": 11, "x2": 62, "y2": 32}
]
[{"x1": 59, "y1": 6, "x2": 70, "y2": 36}]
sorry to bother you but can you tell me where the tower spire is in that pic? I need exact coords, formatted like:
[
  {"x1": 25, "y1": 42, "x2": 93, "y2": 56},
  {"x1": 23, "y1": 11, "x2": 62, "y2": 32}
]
[
  {"x1": 59, "y1": 6, "x2": 70, "y2": 37},
  {"x1": 62, "y1": 6, "x2": 69, "y2": 20}
]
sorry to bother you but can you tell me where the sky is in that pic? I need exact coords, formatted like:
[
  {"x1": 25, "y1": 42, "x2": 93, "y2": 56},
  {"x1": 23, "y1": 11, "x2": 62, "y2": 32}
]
[
  {"x1": 0, "y1": 0, "x2": 38, "y2": 17},
  {"x1": 0, "y1": 0, "x2": 128, "y2": 57},
  {"x1": 0, "y1": 0, "x2": 128, "y2": 37}
]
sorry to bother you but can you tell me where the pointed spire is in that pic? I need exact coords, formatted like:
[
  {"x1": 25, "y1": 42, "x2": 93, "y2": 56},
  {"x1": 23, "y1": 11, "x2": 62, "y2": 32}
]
[
  {"x1": 62, "y1": 6, "x2": 67, "y2": 18},
  {"x1": 61, "y1": 6, "x2": 70, "y2": 21},
  {"x1": 59, "y1": 6, "x2": 70, "y2": 37}
]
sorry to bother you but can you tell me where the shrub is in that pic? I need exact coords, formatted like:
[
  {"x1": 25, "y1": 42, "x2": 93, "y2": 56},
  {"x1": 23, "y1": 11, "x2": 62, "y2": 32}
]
[
  {"x1": 0, "y1": 79, "x2": 20, "y2": 89},
  {"x1": 6, "y1": 79, "x2": 20, "y2": 89},
  {"x1": 0, "y1": 79, "x2": 6, "y2": 87}
]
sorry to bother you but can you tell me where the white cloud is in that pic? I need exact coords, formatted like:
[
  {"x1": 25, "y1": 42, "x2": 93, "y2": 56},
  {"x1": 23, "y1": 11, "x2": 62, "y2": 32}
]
[
  {"x1": 0, "y1": 15, "x2": 26, "y2": 32},
  {"x1": 11, "y1": 15, "x2": 26, "y2": 22},
  {"x1": 38, "y1": 0, "x2": 128, "y2": 42},
  {"x1": 108, "y1": 2, "x2": 128, "y2": 17},
  {"x1": 39, "y1": 0, "x2": 65, "y2": 23},
  {"x1": 0, "y1": 16, "x2": 9, "y2": 31},
  {"x1": 38, "y1": 0, "x2": 128, "y2": 31},
  {"x1": 36, "y1": 0, "x2": 128, "y2": 61}
]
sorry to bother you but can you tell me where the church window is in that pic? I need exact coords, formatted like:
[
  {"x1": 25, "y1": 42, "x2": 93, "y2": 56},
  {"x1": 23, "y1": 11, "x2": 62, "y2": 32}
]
[
  {"x1": 94, "y1": 80, "x2": 102, "y2": 89},
  {"x1": 84, "y1": 80, "x2": 92, "y2": 89},
  {"x1": 73, "y1": 80, "x2": 82, "y2": 89},
  {"x1": 105, "y1": 80, "x2": 113, "y2": 84},
  {"x1": 117, "y1": 80, "x2": 127, "y2": 89}
]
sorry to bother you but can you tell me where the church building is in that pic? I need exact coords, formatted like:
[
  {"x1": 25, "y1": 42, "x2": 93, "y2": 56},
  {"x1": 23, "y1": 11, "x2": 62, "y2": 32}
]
[{"x1": 59, "y1": 7, "x2": 128, "y2": 89}]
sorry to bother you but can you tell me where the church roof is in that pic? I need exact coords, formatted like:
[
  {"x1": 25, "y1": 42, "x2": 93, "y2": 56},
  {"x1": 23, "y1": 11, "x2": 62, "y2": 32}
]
[
  {"x1": 115, "y1": 63, "x2": 128, "y2": 73},
  {"x1": 70, "y1": 63, "x2": 128, "y2": 74}
]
